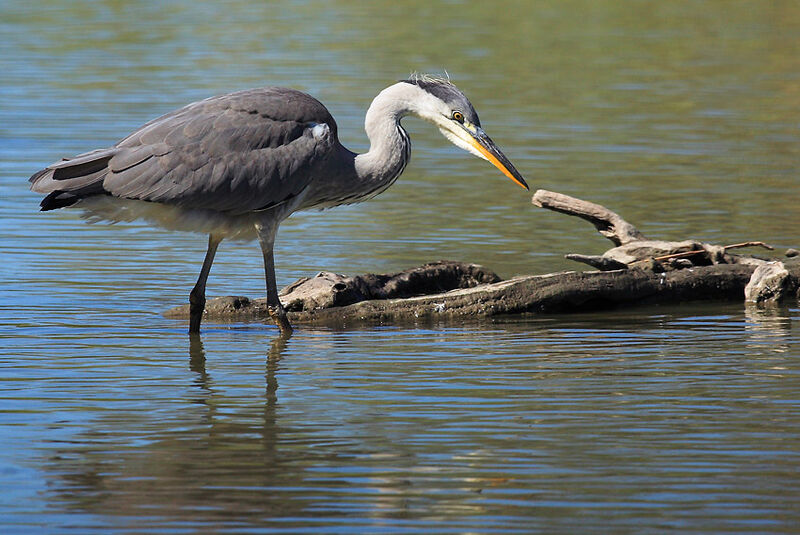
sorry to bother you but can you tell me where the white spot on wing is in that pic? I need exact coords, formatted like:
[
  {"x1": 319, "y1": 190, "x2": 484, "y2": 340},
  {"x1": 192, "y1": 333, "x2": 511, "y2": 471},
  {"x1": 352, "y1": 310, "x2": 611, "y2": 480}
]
[{"x1": 308, "y1": 122, "x2": 330, "y2": 139}]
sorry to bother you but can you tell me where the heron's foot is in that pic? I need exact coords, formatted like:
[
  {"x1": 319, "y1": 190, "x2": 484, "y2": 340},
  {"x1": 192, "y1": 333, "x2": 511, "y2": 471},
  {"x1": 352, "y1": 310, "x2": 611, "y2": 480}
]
[{"x1": 268, "y1": 304, "x2": 293, "y2": 335}]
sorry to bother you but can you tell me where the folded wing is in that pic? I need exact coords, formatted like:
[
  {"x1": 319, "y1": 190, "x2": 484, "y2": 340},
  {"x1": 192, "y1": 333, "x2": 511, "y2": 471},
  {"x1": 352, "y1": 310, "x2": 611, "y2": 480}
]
[{"x1": 30, "y1": 87, "x2": 339, "y2": 215}]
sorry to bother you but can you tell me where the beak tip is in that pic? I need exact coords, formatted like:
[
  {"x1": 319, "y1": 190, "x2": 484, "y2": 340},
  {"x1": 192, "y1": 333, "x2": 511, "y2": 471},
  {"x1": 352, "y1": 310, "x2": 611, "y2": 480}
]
[
  {"x1": 467, "y1": 131, "x2": 530, "y2": 192},
  {"x1": 514, "y1": 175, "x2": 530, "y2": 191}
]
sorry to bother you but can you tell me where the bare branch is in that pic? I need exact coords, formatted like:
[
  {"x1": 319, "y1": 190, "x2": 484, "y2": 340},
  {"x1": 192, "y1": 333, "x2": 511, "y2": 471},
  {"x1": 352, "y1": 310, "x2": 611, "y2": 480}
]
[
  {"x1": 532, "y1": 189, "x2": 645, "y2": 246},
  {"x1": 724, "y1": 241, "x2": 774, "y2": 251},
  {"x1": 565, "y1": 254, "x2": 629, "y2": 271}
]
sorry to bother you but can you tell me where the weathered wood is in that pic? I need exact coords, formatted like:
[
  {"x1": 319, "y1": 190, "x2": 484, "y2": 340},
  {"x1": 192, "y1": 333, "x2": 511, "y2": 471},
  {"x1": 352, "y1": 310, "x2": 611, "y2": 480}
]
[
  {"x1": 533, "y1": 189, "x2": 776, "y2": 271},
  {"x1": 532, "y1": 189, "x2": 645, "y2": 245},
  {"x1": 165, "y1": 261, "x2": 500, "y2": 320},
  {"x1": 745, "y1": 261, "x2": 797, "y2": 304},
  {"x1": 164, "y1": 260, "x2": 800, "y2": 325},
  {"x1": 291, "y1": 264, "x2": 760, "y2": 326},
  {"x1": 280, "y1": 260, "x2": 500, "y2": 311},
  {"x1": 564, "y1": 254, "x2": 628, "y2": 271}
]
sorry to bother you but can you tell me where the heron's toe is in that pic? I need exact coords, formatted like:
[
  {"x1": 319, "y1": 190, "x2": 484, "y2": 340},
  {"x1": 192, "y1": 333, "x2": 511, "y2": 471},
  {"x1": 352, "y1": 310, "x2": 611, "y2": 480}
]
[{"x1": 268, "y1": 304, "x2": 293, "y2": 335}]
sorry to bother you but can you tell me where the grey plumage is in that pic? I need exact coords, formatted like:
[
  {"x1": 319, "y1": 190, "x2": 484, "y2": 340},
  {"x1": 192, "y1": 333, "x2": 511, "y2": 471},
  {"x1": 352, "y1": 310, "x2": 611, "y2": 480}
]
[
  {"x1": 30, "y1": 77, "x2": 528, "y2": 334},
  {"x1": 33, "y1": 87, "x2": 343, "y2": 215}
]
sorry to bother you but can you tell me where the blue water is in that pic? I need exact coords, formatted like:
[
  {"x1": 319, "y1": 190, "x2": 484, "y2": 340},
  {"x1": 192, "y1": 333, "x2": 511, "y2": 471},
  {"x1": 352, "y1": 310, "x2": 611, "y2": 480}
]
[
  {"x1": 2, "y1": 310, "x2": 799, "y2": 532},
  {"x1": 2, "y1": 1, "x2": 800, "y2": 532}
]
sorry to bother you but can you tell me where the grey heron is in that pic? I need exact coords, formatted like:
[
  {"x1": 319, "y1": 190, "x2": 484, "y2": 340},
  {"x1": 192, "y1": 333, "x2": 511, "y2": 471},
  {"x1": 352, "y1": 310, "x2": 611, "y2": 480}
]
[{"x1": 29, "y1": 75, "x2": 528, "y2": 334}]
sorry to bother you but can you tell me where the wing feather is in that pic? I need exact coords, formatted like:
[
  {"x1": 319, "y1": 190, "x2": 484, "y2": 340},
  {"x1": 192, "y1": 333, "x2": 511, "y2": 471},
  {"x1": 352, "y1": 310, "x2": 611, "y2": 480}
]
[{"x1": 32, "y1": 87, "x2": 340, "y2": 215}]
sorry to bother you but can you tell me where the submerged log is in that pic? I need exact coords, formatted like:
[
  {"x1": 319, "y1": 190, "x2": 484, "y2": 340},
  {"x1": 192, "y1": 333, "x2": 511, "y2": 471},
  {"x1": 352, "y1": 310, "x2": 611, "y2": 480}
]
[{"x1": 164, "y1": 190, "x2": 800, "y2": 325}]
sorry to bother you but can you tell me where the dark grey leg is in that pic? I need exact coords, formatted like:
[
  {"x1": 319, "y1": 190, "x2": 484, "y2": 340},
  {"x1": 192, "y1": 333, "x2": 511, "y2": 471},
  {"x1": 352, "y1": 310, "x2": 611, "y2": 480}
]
[
  {"x1": 255, "y1": 223, "x2": 293, "y2": 335},
  {"x1": 189, "y1": 234, "x2": 222, "y2": 334}
]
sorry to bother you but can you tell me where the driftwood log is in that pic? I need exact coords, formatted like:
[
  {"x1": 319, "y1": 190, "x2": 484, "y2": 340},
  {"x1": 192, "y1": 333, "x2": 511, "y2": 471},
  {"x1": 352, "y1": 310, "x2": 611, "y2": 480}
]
[{"x1": 165, "y1": 190, "x2": 800, "y2": 326}]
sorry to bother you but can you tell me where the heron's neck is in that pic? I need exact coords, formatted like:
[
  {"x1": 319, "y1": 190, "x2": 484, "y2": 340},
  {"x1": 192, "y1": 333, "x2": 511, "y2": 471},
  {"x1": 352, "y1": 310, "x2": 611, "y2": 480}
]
[{"x1": 353, "y1": 84, "x2": 413, "y2": 194}]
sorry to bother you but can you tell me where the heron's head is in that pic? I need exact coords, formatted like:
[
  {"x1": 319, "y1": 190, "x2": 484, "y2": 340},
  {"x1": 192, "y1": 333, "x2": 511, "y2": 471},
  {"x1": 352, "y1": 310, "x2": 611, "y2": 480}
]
[{"x1": 399, "y1": 75, "x2": 528, "y2": 190}]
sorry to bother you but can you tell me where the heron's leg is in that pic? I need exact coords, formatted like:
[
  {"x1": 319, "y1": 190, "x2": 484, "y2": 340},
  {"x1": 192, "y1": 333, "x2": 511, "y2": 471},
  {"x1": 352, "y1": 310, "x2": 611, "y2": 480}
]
[
  {"x1": 255, "y1": 223, "x2": 293, "y2": 335},
  {"x1": 189, "y1": 234, "x2": 222, "y2": 334}
]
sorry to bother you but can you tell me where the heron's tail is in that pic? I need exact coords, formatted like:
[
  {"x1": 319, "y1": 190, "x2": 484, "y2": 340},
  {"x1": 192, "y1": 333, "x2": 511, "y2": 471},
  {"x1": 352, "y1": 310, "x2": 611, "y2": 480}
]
[{"x1": 29, "y1": 148, "x2": 118, "y2": 211}]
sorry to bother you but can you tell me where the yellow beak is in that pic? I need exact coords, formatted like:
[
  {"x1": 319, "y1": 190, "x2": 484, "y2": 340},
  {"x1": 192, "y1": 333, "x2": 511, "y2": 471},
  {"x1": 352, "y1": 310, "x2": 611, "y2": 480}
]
[
  {"x1": 468, "y1": 134, "x2": 529, "y2": 190},
  {"x1": 465, "y1": 127, "x2": 529, "y2": 190}
]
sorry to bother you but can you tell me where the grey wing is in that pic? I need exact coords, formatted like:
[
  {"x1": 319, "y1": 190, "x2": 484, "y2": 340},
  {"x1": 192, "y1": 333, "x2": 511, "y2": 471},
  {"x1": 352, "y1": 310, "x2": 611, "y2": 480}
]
[{"x1": 31, "y1": 87, "x2": 339, "y2": 214}]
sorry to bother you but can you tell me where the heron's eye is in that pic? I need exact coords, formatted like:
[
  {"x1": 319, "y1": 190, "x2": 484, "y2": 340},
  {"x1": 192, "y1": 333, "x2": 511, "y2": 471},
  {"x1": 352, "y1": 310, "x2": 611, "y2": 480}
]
[{"x1": 452, "y1": 111, "x2": 465, "y2": 123}]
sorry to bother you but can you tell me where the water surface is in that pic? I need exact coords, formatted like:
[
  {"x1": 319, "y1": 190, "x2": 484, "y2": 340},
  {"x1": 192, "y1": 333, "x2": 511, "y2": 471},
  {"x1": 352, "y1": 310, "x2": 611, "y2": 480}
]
[{"x1": 1, "y1": 1, "x2": 799, "y2": 532}]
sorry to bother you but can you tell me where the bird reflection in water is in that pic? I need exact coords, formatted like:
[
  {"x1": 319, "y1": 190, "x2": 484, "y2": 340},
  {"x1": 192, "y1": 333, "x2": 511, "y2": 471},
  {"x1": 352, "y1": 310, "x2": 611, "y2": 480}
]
[
  {"x1": 40, "y1": 330, "x2": 313, "y2": 523},
  {"x1": 188, "y1": 331, "x2": 288, "y2": 404}
]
